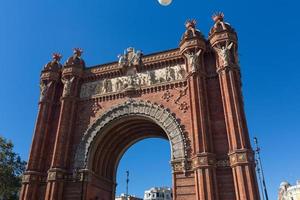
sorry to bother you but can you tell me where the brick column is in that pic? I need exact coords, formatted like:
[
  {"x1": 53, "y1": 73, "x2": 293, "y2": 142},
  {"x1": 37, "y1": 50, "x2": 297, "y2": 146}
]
[
  {"x1": 45, "y1": 49, "x2": 84, "y2": 199},
  {"x1": 179, "y1": 20, "x2": 218, "y2": 200},
  {"x1": 20, "y1": 56, "x2": 61, "y2": 200},
  {"x1": 209, "y1": 13, "x2": 260, "y2": 200},
  {"x1": 216, "y1": 64, "x2": 259, "y2": 200}
]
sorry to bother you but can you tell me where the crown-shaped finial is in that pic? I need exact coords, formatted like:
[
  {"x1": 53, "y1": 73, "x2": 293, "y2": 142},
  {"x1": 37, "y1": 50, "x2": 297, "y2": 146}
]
[
  {"x1": 52, "y1": 53, "x2": 62, "y2": 62},
  {"x1": 185, "y1": 19, "x2": 197, "y2": 29},
  {"x1": 212, "y1": 12, "x2": 224, "y2": 22},
  {"x1": 73, "y1": 48, "x2": 83, "y2": 57}
]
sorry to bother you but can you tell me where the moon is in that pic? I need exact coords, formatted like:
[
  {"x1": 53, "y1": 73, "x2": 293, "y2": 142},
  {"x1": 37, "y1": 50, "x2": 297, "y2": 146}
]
[{"x1": 158, "y1": 0, "x2": 172, "y2": 6}]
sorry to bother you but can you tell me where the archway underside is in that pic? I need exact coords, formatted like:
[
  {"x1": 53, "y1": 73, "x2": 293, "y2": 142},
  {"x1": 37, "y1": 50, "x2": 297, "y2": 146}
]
[{"x1": 89, "y1": 116, "x2": 168, "y2": 180}]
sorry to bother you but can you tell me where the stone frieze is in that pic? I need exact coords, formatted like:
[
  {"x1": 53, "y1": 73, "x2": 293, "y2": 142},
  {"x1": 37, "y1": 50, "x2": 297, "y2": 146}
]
[{"x1": 80, "y1": 64, "x2": 186, "y2": 99}]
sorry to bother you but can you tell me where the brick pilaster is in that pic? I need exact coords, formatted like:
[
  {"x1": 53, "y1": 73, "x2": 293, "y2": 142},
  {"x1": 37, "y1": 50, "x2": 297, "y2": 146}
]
[
  {"x1": 45, "y1": 64, "x2": 83, "y2": 200},
  {"x1": 180, "y1": 20, "x2": 218, "y2": 200},
  {"x1": 20, "y1": 65, "x2": 60, "y2": 200},
  {"x1": 216, "y1": 63, "x2": 259, "y2": 200},
  {"x1": 210, "y1": 26, "x2": 260, "y2": 199}
]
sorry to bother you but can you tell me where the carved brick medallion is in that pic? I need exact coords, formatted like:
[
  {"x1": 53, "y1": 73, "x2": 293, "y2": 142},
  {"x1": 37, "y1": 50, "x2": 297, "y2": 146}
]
[
  {"x1": 92, "y1": 101, "x2": 102, "y2": 115},
  {"x1": 162, "y1": 90, "x2": 173, "y2": 102},
  {"x1": 229, "y1": 151, "x2": 254, "y2": 166},
  {"x1": 174, "y1": 86, "x2": 188, "y2": 104},
  {"x1": 179, "y1": 101, "x2": 189, "y2": 113}
]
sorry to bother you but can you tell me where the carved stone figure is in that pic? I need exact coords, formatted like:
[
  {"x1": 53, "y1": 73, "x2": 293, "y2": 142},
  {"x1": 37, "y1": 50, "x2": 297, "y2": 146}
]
[
  {"x1": 94, "y1": 82, "x2": 102, "y2": 94},
  {"x1": 156, "y1": 69, "x2": 166, "y2": 83},
  {"x1": 80, "y1": 81, "x2": 101, "y2": 98},
  {"x1": 147, "y1": 71, "x2": 156, "y2": 85},
  {"x1": 184, "y1": 49, "x2": 202, "y2": 72},
  {"x1": 126, "y1": 74, "x2": 141, "y2": 89},
  {"x1": 126, "y1": 75, "x2": 135, "y2": 88},
  {"x1": 62, "y1": 77, "x2": 75, "y2": 97},
  {"x1": 118, "y1": 54, "x2": 126, "y2": 66},
  {"x1": 214, "y1": 42, "x2": 233, "y2": 67},
  {"x1": 139, "y1": 74, "x2": 148, "y2": 86},
  {"x1": 101, "y1": 79, "x2": 112, "y2": 93},
  {"x1": 164, "y1": 66, "x2": 171, "y2": 81},
  {"x1": 166, "y1": 66, "x2": 176, "y2": 81},
  {"x1": 80, "y1": 65, "x2": 186, "y2": 98},
  {"x1": 118, "y1": 47, "x2": 143, "y2": 67},
  {"x1": 175, "y1": 65, "x2": 186, "y2": 80},
  {"x1": 135, "y1": 74, "x2": 141, "y2": 86},
  {"x1": 39, "y1": 81, "x2": 52, "y2": 101},
  {"x1": 101, "y1": 79, "x2": 107, "y2": 93},
  {"x1": 115, "y1": 78, "x2": 123, "y2": 91}
]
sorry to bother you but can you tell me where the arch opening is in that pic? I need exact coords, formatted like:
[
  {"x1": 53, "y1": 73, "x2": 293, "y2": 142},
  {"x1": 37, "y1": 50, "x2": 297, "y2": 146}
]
[
  {"x1": 74, "y1": 100, "x2": 187, "y2": 199},
  {"x1": 88, "y1": 115, "x2": 169, "y2": 180},
  {"x1": 115, "y1": 138, "x2": 172, "y2": 199}
]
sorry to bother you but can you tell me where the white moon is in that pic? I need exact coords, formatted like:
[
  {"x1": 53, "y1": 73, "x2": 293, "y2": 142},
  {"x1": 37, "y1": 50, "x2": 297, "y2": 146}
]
[{"x1": 158, "y1": 0, "x2": 172, "y2": 6}]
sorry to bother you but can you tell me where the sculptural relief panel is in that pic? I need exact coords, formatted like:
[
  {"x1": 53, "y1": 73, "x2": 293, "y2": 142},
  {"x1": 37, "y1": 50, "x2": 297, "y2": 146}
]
[{"x1": 80, "y1": 64, "x2": 186, "y2": 99}]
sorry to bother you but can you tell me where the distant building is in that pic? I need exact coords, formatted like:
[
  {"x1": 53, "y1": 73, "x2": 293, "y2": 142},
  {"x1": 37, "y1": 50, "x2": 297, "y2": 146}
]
[
  {"x1": 116, "y1": 193, "x2": 143, "y2": 200},
  {"x1": 144, "y1": 187, "x2": 172, "y2": 200},
  {"x1": 278, "y1": 180, "x2": 300, "y2": 200}
]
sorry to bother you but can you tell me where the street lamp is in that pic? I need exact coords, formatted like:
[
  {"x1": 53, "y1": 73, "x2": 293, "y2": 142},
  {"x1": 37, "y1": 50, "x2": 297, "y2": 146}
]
[{"x1": 254, "y1": 137, "x2": 269, "y2": 200}]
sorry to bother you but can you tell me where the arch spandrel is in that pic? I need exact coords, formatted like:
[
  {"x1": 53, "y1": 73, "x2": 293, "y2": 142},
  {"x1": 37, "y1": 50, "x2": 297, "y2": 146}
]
[{"x1": 74, "y1": 99, "x2": 188, "y2": 171}]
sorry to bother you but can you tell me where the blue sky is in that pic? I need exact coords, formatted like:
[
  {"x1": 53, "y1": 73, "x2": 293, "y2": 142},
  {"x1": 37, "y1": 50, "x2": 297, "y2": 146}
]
[{"x1": 0, "y1": 0, "x2": 300, "y2": 199}]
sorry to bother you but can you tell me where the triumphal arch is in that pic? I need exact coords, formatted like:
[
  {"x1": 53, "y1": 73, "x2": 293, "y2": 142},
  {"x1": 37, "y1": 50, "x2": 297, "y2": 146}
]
[{"x1": 20, "y1": 13, "x2": 260, "y2": 200}]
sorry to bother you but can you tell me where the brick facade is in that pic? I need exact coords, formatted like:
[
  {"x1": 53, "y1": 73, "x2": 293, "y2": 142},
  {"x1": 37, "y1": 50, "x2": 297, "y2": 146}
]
[{"x1": 20, "y1": 13, "x2": 260, "y2": 200}]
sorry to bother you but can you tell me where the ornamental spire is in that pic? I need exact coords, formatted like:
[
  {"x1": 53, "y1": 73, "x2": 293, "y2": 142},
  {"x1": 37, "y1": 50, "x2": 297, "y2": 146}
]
[
  {"x1": 212, "y1": 12, "x2": 224, "y2": 23},
  {"x1": 43, "y1": 52, "x2": 62, "y2": 71},
  {"x1": 65, "y1": 48, "x2": 85, "y2": 68}
]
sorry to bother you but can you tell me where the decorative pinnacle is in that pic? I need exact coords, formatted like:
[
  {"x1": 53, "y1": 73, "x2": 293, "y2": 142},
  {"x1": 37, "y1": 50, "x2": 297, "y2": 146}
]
[
  {"x1": 73, "y1": 48, "x2": 83, "y2": 57},
  {"x1": 185, "y1": 19, "x2": 197, "y2": 29},
  {"x1": 212, "y1": 12, "x2": 224, "y2": 22},
  {"x1": 52, "y1": 53, "x2": 62, "y2": 62}
]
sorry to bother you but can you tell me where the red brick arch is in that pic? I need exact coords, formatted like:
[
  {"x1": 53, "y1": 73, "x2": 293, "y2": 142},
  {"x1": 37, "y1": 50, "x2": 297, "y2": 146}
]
[
  {"x1": 20, "y1": 15, "x2": 260, "y2": 200},
  {"x1": 74, "y1": 99, "x2": 188, "y2": 171}
]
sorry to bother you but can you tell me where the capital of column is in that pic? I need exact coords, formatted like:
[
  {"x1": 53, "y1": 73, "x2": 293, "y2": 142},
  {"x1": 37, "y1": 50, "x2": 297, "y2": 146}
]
[
  {"x1": 209, "y1": 32, "x2": 237, "y2": 49},
  {"x1": 171, "y1": 159, "x2": 191, "y2": 174},
  {"x1": 40, "y1": 71, "x2": 60, "y2": 82},
  {"x1": 216, "y1": 64, "x2": 240, "y2": 74},
  {"x1": 47, "y1": 168, "x2": 67, "y2": 182},
  {"x1": 60, "y1": 67, "x2": 82, "y2": 99},
  {"x1": 228, "y1": 149, "x2": 255, "y2": 167},
  {"x1": 192, "y1": 153, "x2": 216, "y2": 169},
  {"x1": 61, "y1": 66, "x2": 82, "y2": 78},
  {"x1": 180, "y1": 38, "x2": 206, "y2": 54},
  {"x1": 22, "y1": 171, "x2": 46, "y2": 183},
  {"x1": 41, "y1": 52, "x2": 62, "y2": 82},
  {"x1": 77, "y1": 168, "x2": 92, "y2": 182}
]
